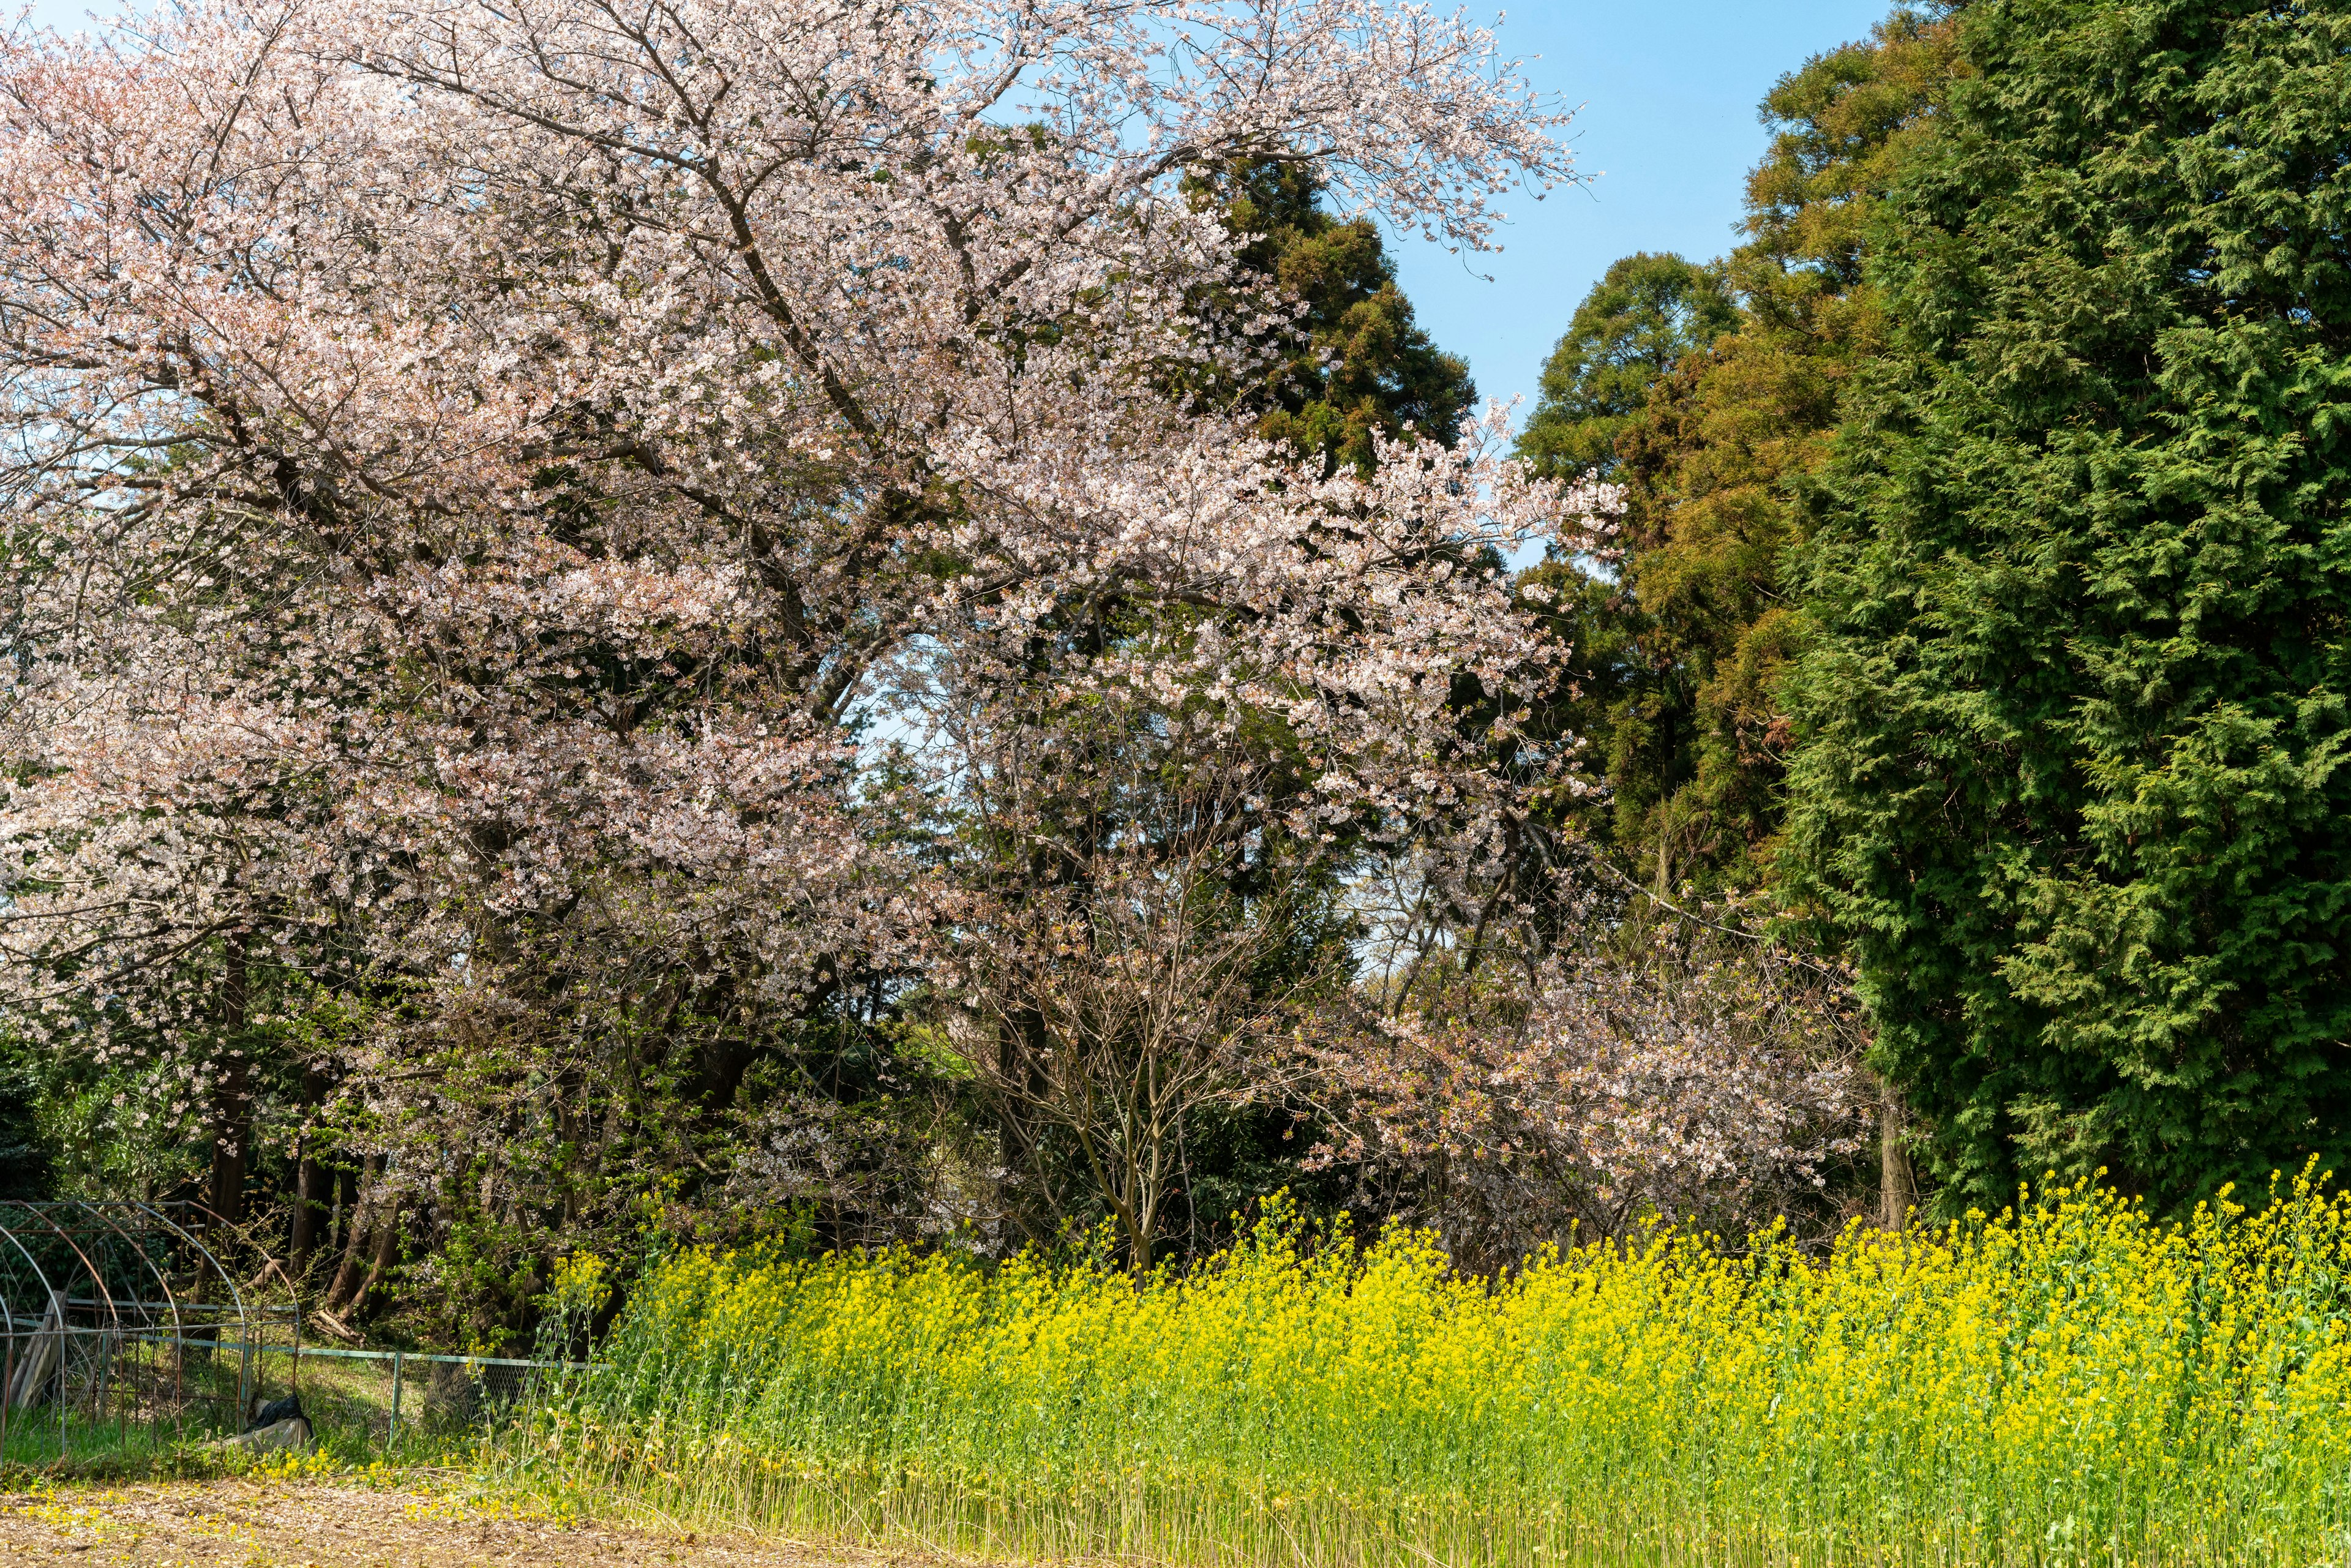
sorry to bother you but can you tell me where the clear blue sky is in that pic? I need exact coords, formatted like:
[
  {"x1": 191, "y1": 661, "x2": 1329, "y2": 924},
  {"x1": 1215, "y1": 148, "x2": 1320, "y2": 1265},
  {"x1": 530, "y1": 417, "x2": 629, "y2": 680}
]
[
  {"x1": 23, "y1": 0, "x2": 1897, "y2": 430},
  {"x1": 1392, "y1": 1, "x2": 1895, "y2": 426}
]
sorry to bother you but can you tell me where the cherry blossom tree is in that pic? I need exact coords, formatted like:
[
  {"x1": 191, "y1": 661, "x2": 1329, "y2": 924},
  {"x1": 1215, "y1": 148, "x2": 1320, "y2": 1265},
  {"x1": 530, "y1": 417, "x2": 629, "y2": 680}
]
[
  {"x1": 1300, "y1": 918, "x2": 1872, "y2": 1264},
  {"x1": 0, "y1": 0, "x2": 1587, "y2": 1291},
  {"x1": 934, "y1": 671, "x2": 1337, "y2": 1269}
]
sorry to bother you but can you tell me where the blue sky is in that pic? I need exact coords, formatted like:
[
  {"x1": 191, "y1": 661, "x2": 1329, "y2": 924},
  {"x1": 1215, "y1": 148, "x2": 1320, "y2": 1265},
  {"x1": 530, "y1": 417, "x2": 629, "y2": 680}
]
[
  {"x1": 1390, "y1": 1, "x2": 1895, "y2": 424},
  {"x1": 23, "y1": 0, "x2": 1898, "y2": 427}
]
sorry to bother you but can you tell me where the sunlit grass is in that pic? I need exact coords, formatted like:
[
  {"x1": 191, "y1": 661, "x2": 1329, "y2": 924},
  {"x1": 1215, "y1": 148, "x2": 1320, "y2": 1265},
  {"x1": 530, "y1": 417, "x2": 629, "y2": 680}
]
[{"x1": 0, "y1": 1341, "x2": 526, "y2": 1482}]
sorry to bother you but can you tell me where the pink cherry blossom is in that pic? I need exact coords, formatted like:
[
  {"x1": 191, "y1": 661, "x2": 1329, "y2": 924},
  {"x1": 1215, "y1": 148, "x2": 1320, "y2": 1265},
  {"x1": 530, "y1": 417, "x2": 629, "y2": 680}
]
[{"x1": 0, "y1": 0, "x2": 1592, "y2": 1225}]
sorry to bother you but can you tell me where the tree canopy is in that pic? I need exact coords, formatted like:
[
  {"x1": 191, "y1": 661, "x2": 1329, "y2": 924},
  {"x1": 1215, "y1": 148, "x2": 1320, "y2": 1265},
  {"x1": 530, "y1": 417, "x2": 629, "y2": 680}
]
[
  {"x1": 1517, "y1": 252, "x2": 1736, "y2": 485},
  {"x1": 0, "y1": 0, "x2": 1597, "y2": 1334},
  {"x1": 28, "y1": 0, "x2": 2348, "y2": 1345},
  {"x1": 1194, "y1": 159, "x2": 1479, "y2": 477}
]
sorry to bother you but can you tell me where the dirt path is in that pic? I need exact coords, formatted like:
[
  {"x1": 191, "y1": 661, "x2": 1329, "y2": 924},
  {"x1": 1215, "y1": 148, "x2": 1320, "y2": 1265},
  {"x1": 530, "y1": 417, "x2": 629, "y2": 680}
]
[{"x1": 0, "y1": 1479, "x2": 894, "y2": 1567}]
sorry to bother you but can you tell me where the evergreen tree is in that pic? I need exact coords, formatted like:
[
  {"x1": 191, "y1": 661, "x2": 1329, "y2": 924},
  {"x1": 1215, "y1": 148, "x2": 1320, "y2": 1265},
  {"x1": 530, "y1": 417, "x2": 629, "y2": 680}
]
[
  {"x1": 1194, "y1": 159, "x2": 1477, "y2": 476},
  {"x1": 1787, "y1": 0, "x2": 2351, "y2": 1209},
  {"x1": 1518, "y1": 253, "x2": 1737, "y2": 484},
  {"x1": 1518, "y1": 9, "x2": 1962, "y2": 891}
]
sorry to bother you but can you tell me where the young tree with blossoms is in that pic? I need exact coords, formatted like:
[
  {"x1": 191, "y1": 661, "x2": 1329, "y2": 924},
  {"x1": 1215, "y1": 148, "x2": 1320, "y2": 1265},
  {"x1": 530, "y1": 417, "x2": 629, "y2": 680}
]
[{"x1": 1301, "y1": 923, "x2": 1872, "y2": 1264}]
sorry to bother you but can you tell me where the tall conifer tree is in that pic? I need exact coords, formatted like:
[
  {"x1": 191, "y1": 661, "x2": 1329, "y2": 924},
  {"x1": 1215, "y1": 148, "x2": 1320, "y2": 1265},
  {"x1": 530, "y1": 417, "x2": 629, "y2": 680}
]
[
  {"x1": 1788, "y1": 0, "x2": 2351, "y2": 1208},
  {"x1": 1193, "y1": 160, "x2": 1477, "y2": 478}
]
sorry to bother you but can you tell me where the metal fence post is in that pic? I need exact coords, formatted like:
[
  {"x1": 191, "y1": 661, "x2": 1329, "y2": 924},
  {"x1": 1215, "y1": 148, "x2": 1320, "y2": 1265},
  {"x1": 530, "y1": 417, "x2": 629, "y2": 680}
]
[
  {"x1": 237, "y1": 1332, "x2": 252, "y2": 1430},
  {"x1": 388, "y1": 1349, "x2": 403, "y2": 1449}
]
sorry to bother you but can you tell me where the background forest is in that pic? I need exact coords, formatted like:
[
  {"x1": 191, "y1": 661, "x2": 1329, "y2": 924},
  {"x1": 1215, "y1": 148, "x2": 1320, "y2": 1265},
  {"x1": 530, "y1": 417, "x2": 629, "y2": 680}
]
[{"x1": 3, "y1": 0, "x2": 2347, "y2": 1368}]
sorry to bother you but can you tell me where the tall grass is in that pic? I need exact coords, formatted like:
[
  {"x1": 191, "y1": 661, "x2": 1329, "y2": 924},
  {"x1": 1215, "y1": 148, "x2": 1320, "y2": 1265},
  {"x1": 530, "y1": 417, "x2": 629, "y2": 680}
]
[{"x1": 506, "y1": 1176, "x2": 2351, "y2": 1566}]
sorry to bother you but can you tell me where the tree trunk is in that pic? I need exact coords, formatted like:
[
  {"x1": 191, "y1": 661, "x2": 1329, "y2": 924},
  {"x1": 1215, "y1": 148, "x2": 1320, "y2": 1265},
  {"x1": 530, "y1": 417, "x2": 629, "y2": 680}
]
[
  {"x1": 994, "y1": 1011, "x2": 1056, "y2": 1247},
  {"x1": 289, "y1": 1068, "x2": 328, "y2": 1273},
  {"x1": 324, "y1": 1154, "x2": 383, "y2": 1312},
  {"x1": 1879, "y1": 1075, "x2": 1914, "y2": 1231},
  {"x1": 348, "y1": 1203, "x2": 403, "y2": 1317},
  {"x1": 206, "y1": 932, "x2": 252, "y2": 1227},
  {"x1": 331, "y1": 1165, "x2": 356, "y2": 1254},
  {"x1": 291, "y1": 1154, "x2": 329, "y2": 1275}
]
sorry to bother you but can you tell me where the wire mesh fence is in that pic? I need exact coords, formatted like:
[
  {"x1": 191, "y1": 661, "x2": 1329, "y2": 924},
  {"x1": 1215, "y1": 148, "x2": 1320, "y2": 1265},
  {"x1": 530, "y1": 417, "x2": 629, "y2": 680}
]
[
  {"x1": 158, "y1": 1341, "x2": 590, "y2": 1450},
  {"x1": 0, "y1": 1332, "x2": 596, "y2": 1465},
  {"x1": 0, "y1": 1199, "x2": 589, "y2": 1466}
]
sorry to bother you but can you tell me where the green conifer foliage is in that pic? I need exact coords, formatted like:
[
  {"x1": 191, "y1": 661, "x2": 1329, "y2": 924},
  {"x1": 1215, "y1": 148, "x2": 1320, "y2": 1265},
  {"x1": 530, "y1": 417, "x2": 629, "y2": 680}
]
[
  {"x1": 1511, "y1": 255, "x2": 1732, "y2": 846},
  {"x1": 1196, "y1": 160, "x2": 1477, "y2": 477},
  {"x1": 1518, "y1": 253, "x2": 1738, "y2": 484},
  {"x1": 1786, "y1": 0, "x2": 2351, "y2": 1209}
]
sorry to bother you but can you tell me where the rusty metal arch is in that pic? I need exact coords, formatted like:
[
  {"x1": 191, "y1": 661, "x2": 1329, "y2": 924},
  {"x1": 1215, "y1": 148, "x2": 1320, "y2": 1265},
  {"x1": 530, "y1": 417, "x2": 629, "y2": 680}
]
[
  {"x1": 0, "y1": 1201, "x2": 260, "y2": 1446},
  {"x1": 131, "y1": 1202, "x2": 249, "y2": 1335},
  {"x1": 82, "y1": 1204, "x2": 187, "y2": 1363},
  {"x1": 15, "y1": 1205, "x2": 125, "y2": 1428},
  {"x1": 133, "y1": 1201, "x2": 261, "y2": 1417},
  {"x1": 0, "y1": 1214, "x2": 63, "y2": 1436},
  {"x1": 71, "y1": 1204, "x2": 184, "y2": 1425},
  {"x1": 21, "y1": 1205, "x2": 126, "y2": 1332}
]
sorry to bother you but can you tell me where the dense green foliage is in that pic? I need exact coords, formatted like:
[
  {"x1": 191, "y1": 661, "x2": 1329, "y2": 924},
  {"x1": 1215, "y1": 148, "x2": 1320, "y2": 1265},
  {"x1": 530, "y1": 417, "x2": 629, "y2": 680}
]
[
  {"x1": 1516, "y1": 253, "x2": 1736, "y2": 484},
  {"x1": 1195, "y1": 160, "x2": 1478, "y2": 475},
  {"x1": 1787, "y1": 0, "x2": 2351, "y2": 1209}
]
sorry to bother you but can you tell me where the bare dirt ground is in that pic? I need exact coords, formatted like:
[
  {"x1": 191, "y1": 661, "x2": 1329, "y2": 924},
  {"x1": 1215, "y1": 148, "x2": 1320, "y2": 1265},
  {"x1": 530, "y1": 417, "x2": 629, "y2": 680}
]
[{"x1": 0, "y1": 1479, "x2": 890, "y2": 1567}]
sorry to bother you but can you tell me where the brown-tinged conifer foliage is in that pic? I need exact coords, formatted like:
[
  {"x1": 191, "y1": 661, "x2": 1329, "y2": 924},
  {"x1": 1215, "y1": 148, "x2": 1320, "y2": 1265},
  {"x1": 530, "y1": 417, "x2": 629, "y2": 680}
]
[{"x1": 1518, "y1": 9, "x2": 1966, "y2": 895}]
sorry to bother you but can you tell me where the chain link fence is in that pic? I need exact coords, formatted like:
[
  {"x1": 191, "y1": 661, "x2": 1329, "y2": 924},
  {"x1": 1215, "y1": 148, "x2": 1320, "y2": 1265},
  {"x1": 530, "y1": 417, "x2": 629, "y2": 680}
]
[{"x1": 0, "y1": 1201, "x2": 591, "y2": 1465}]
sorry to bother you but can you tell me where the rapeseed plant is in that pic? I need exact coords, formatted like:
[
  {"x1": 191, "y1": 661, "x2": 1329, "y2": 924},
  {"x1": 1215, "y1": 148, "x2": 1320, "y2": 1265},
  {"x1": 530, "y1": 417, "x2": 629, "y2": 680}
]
[{"x1": 516, "y1": 1174, "x2": 2351, "y2": 1566}]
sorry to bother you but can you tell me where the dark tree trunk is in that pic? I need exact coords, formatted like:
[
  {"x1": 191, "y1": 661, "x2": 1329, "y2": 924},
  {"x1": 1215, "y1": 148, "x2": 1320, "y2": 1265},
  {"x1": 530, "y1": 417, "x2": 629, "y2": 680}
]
[
  {"x1": 1880, "y1": 1075, "x2": 1914, "y2": 1231},
  {"x1": 289, "y1": 1068, "x2": 328, "y2": 1272},
  {"x1": 349, "y1": 1204, "x2": 403, "y2": 1317},
  {"x1": 291, "y1": 1155, "x2": 329, "y2": 1274},
  {"x1": 332, "y1": 1165, "x2": 356, "y2": 1253},
  {"x1": 206, "y1": 933, "x2": 253, "y2": 1227},
  {"x1": 995, "y1": 1010, "x2": 1057, "y2": 1247},
  {"x1": 324, "y1": 1154, "x2": 382, "y2": 1313}
]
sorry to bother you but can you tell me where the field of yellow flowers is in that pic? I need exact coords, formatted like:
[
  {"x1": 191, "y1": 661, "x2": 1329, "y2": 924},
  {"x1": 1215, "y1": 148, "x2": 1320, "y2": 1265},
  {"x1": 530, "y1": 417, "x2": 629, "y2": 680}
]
[{"x1": 523, "y1": 1176, "x2": 2351, "y2": 1566}]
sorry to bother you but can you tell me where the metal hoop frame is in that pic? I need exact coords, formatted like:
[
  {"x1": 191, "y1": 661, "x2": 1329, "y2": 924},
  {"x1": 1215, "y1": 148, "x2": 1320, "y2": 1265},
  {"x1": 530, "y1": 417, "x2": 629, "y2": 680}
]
[{"x1": 0, "y1": 1200, "x2": 283, "y2": 1452}]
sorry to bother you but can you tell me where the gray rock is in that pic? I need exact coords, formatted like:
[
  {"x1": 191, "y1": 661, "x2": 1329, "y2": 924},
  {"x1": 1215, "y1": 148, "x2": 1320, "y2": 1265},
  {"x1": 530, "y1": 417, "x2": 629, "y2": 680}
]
[{"x1": 203, "y1": 1416, "x2": 313, "y2": 1455}]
